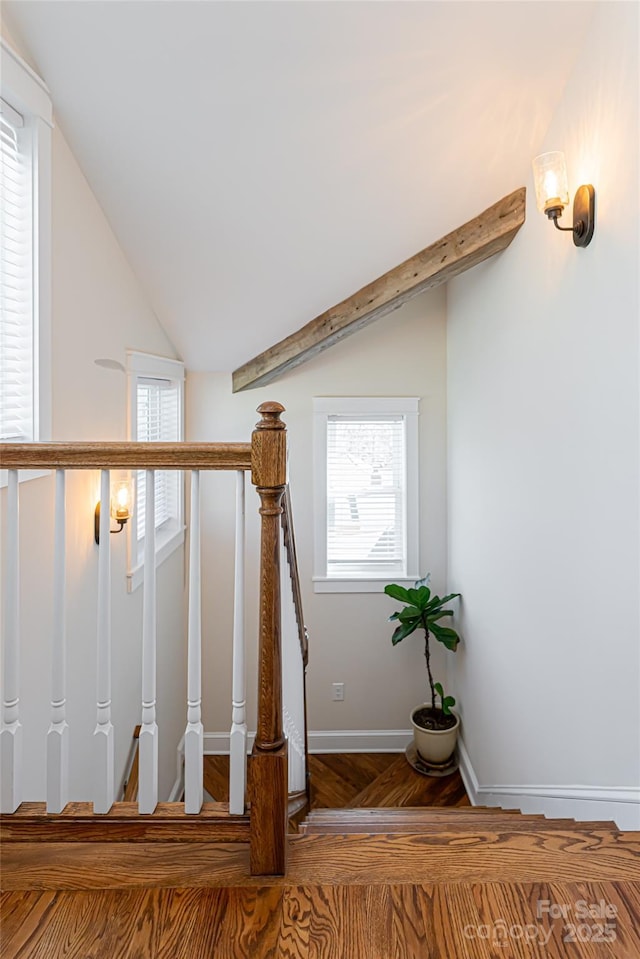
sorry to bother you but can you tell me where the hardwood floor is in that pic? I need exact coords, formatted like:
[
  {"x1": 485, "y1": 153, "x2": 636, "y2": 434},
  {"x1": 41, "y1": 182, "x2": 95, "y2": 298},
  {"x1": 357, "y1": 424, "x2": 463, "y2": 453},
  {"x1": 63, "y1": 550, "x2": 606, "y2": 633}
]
[
  {"x1": 308, "y1": 753, "x2": 400, "y2": 808},
  {"x1": 2, "y1": 881, "x2": 639, "y2": 958},
  {"x1": 3, "y1": 753, "x2": 639, "y2": 957},
  {"x1": 203, "y1": 751, "x2": 471, "y2": 810},
  {"x1": 309, "y1": 752, "x2": 470, "y2": 809}
]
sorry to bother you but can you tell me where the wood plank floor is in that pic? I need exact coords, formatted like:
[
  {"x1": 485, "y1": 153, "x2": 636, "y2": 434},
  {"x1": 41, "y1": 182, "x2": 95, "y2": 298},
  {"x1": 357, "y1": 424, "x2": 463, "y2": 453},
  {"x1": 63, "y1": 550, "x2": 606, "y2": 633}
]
[
  {"x1": 2, "y1": 881, "x2": 639, "y2": 958},
  {"x1": 308, "y1": 753, "x2": 400, "y2": 808}
]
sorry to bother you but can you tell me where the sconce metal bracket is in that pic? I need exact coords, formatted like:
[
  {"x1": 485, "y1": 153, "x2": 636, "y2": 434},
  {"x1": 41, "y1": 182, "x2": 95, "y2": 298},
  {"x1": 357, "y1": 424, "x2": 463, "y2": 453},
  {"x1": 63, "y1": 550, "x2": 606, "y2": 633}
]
[
  {"x1": 94, "y1": 502, "x2": 128, "y2": 545},
  {"x1": 572, "y1": 184, "x2": 595, "y2": 247}
]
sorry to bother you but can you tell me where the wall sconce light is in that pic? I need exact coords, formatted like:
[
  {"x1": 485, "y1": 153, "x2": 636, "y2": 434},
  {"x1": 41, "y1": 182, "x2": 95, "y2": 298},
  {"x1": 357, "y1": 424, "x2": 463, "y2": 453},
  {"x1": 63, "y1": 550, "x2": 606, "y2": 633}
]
[
  {"x1": 532, "y1": 151, "x2": 595, "y2": 247},
  {"x1": 94, "y1": 478, "x2": 135, "y2": 544}
]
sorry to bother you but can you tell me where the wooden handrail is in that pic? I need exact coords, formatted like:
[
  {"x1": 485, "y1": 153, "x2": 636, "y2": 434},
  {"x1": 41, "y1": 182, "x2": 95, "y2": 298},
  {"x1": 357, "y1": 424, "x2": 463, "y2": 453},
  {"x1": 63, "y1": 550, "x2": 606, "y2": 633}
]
[
  {"x1": 0, "y1": 442, "x2": 252, "y2": 471},
  {"x1": 281, "y1": 487, "x2": 308, "y2": 668}
]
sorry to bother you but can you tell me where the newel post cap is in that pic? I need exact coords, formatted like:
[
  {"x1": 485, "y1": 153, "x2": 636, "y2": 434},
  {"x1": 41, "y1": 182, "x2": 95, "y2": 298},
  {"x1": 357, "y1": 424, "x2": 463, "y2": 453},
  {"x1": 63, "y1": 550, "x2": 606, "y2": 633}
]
[
  {"x1": 255, "y1": 401, "x2": 286, "y2": 431},
  {"x1": 252, "y1": 402, "x2": 287, "y2": 488}
]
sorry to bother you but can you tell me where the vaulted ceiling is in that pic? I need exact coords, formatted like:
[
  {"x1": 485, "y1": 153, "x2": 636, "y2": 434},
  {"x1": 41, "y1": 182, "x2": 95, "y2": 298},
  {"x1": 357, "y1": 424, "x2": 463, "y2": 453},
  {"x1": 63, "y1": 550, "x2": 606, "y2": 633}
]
[{"x1": 4, "y1": 1, "x2": 595, "y2": 371}]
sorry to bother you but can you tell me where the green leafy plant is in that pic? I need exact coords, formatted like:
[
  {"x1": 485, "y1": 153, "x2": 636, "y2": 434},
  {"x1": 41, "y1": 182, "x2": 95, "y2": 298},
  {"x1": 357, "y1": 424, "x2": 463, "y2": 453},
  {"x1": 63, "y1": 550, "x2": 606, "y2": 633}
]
[
  {"x1": 434, "y1": 682, "x2": 456, "y2": 717},
  {"x1": 385, "y1": 574, "x2": 461, "y2": 713}
]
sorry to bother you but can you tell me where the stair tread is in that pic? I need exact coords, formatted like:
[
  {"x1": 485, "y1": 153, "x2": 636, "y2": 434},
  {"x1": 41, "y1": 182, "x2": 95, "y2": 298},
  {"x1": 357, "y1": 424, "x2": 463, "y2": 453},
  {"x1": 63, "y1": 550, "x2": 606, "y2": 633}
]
[
  {"x1": 304, "y1": 814, "x2": 591, "y2": 827},
  {"x1": 306, "y1": 806, "x2": 546, "y2": 819},
  {"x1": 303, "y1": 816, "x2": 553, "y2": 828},
  {"x1": 299, "y1": 818, "x2": 618, "y2": 835},
  {"x1": 305, "y1": 813, "x2": 552, "y2": 825},
  {"x1": 302, "y1": 801, "x2": 618, "y2": 835}
]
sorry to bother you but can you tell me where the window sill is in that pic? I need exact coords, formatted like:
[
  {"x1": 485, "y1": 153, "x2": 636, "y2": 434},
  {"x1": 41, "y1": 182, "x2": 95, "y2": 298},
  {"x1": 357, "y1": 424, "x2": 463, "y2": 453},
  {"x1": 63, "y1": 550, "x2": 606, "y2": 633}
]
[
  {"x1": 313, "y1": 576, "x2": 421, "y2": 594},
  {"x1": 127, "y1": 525, "x2": 185, "y2": 593}
]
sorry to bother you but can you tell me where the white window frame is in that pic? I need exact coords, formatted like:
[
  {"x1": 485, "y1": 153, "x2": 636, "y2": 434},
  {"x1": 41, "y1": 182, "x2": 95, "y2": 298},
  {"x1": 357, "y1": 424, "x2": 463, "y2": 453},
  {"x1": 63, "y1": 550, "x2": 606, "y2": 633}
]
[
  {"x1": 0, "y1": 39, "x2": 52, "y2": 487},
  {"x1": 126, "y1": 350, "x2": 185, "y2": 592},
  {"x1": 313, "y1": 396, "x2": 420, "y2": 593}
]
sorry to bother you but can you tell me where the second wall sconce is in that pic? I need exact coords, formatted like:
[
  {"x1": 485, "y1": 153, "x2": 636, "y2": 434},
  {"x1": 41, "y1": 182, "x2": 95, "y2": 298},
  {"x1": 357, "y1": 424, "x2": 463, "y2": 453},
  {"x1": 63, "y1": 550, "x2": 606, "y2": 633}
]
[
  {"x1": 532, "y1": 151, "x2": 595, "y2": 248},
  {"x1": 95, "y1": 478, "x2": 135, "y2": 544}
]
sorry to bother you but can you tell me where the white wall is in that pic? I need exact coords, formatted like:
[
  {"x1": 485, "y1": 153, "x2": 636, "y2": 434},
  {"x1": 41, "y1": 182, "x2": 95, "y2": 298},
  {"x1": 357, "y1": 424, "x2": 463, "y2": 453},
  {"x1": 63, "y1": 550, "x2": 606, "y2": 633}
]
[
  {"x1": 447, "y1": 2, "x2": 639, "y2": 793},
  {"x1": 187, "y1": 290, "x2": 448, "y2": 737},
  {"x1": 1, "y1": 37, "x2": 186, "y2": 800}
]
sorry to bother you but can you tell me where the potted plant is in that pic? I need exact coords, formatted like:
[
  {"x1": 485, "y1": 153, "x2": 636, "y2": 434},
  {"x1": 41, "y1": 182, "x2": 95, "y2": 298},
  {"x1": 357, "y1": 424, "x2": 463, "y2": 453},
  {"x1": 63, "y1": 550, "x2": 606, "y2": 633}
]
[{"x1": 385, "y1": 575, "x2": 461, "y2": 767}]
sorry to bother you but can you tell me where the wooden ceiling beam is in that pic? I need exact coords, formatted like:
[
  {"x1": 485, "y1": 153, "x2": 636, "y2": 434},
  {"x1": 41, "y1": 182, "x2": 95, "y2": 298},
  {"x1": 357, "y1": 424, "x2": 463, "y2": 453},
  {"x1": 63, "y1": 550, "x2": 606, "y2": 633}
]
[{"x1": 232, "y1": 187, "x2": 526, "y2": 392}]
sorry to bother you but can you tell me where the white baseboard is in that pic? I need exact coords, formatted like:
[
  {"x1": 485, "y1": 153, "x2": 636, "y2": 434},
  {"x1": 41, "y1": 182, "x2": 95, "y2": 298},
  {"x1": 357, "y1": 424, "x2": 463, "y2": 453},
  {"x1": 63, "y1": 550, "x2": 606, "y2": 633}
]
[
  {"x1": 202, "y1": 729, "x2": 412, "y2": 755},
  {"x1": 190, "y1": 729, "x2": 640, "y2": 831},
  {"x1": 203, "y1": 732, "x2": 253, "y2": 754},
  {"x1": 308, "y1": 729, "x2": 412, "y2": 753},
  {"x1": 457, "y1": 737, "x2": 640, "y2": 832}
]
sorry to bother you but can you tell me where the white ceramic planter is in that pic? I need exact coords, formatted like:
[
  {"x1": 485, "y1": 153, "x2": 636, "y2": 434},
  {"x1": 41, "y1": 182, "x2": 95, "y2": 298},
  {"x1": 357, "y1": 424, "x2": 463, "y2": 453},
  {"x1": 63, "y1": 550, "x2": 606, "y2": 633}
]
[{"x1": 410, "y1": 704, "x2": 460, "y2": 765}]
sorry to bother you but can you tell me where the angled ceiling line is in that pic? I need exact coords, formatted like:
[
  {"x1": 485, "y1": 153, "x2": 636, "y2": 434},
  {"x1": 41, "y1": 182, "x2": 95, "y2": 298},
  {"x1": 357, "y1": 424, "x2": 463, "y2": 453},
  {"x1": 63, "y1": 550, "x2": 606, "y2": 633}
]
[{"x1": 232, "y1": 187, "x2": 526, "y2": 393}]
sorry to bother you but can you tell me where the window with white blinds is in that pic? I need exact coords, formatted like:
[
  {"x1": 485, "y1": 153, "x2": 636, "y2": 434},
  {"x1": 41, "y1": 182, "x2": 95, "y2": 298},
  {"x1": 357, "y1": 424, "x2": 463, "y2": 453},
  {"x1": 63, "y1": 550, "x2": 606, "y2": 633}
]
[
  {"x1": 313, "y1": 397, "x2": 420, "y2": 592},
  {"x1": 326, "y1": 415, "x2": 406, "y2": 576},
  {"x1": 135, "y1": 377, "x2": 180, "y2": 541},
  {"x1": 127, "y1": 351, "x2": 185, "y2": 590},
  {"x1": 0, "y1": 41, "x2": 52, "y2": 486},
  {"x1": 0, "y1": 99, "x2": 34, "y2": 441}
]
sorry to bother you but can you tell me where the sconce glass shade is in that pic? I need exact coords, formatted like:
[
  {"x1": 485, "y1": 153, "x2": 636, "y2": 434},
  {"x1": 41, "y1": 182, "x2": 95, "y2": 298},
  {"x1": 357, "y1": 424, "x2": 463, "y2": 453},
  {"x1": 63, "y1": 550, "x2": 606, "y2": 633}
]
[
  {"x1": 95, "y1": 476, "x2": 135, "y2": 544},
  {"x1": 532, "y1": 151, "x2": 570, "y2": 215},
  {"x1": 110, "y1": 478, "x2": 134, "y2": 523}
]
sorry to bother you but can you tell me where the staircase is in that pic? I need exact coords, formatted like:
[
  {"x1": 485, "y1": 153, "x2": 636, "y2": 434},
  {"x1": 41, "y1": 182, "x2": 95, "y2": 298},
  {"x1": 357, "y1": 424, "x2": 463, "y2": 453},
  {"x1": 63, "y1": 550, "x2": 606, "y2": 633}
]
[
  {"x1": 2, "y1": 798, "x2": 638, "y2": 958},
  {"x1": 2, "y1": 756, "x2": 639, "y2": 956}
]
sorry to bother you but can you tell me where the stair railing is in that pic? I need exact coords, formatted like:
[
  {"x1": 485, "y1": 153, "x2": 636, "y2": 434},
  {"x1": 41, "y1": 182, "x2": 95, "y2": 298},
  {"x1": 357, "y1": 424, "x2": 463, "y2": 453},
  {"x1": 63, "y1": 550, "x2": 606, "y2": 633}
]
[
  {"x1": 0, "y1": 402, "x2": 298, "y2": 876},
  {"x1": 281, "y1": 486, "x2": 310, "y2": 813}
]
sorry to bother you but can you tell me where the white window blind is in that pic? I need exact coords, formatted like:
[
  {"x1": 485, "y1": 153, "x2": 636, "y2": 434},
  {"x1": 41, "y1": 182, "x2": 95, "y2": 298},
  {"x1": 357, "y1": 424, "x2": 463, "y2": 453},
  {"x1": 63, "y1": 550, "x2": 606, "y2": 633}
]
[
  {"x1": 0, "y1": 99, "x2": 34, "y2": 442},
  {"x1": 326, "y1": 415, "x2": 407, "y2": 577},
  {"x1": 135, "y1": 377, "x2": 180, "y2": 541},
  {"x1": 314, "y1": 397, "x2": 419, "y2": 592}
]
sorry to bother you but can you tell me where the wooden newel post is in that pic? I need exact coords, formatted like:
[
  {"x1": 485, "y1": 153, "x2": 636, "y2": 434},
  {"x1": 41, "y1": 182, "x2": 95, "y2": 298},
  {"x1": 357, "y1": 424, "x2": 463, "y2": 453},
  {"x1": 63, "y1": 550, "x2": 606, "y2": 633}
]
[{"x1": 249, "y1": 401, "x2": 288, "y2": 875}]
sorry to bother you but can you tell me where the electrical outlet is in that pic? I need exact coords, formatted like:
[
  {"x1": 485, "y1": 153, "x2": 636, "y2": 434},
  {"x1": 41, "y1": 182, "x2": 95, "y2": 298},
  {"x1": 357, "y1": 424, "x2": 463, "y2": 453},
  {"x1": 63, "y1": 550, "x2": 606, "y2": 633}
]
[{"x1": 332, "y1": 682, "x2": 345, "y2": 702}]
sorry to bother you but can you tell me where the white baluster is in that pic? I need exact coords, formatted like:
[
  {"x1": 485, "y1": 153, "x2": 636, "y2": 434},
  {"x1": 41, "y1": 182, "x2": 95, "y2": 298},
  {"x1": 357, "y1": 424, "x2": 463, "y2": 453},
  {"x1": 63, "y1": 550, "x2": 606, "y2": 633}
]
[
  {"x1": 94, "y1": 469, "x2": 115, "y2": 813},
  {"x1": 1, "y1": 470, "x2": 22, "y2": 812},
  {"x1": 229, "y1": 470, "x2": 247, "y2": 815},
  {"x1": 47, "y1": 470, "x2": 69, "y2": 812},
  {"x1": 184, "y1": 470, "x2": 203, "y2": 814},
  {"x1": 139, "y1": 469, "x2": 158, "y2": 814}
]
